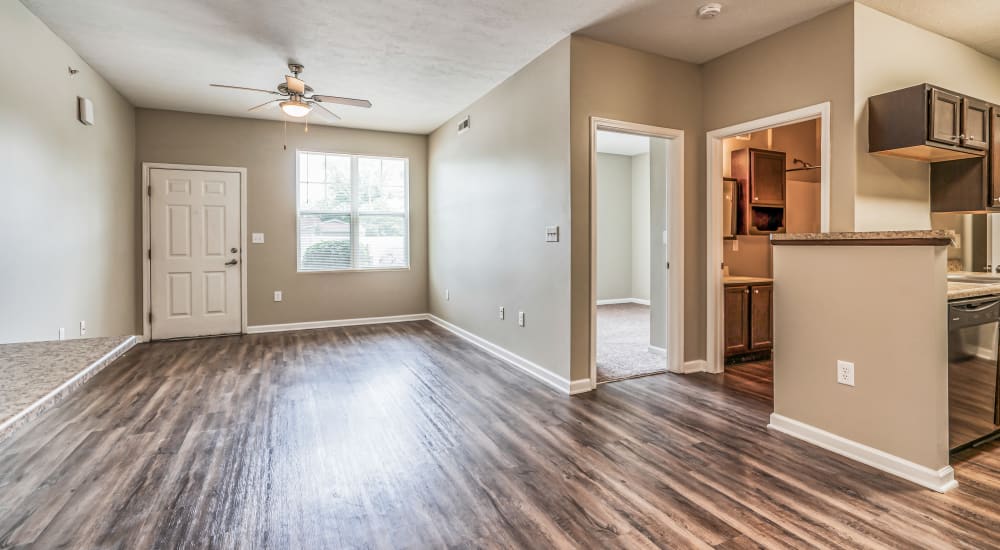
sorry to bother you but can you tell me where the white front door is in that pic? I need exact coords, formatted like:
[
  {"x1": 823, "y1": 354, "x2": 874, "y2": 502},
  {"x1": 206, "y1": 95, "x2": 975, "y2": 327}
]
[{"x1": 150, "y1": 168, "x2": 242, "y2": 339}]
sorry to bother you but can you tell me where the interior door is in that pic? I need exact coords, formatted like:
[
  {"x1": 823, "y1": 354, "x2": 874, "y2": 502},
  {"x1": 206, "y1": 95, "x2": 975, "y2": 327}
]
[
  {"x1": 929, "y1": 88, "x2": 962, "y2": 146},
  {"x1": 150, "y1": 168, "x2": 242, "y2": 339}
]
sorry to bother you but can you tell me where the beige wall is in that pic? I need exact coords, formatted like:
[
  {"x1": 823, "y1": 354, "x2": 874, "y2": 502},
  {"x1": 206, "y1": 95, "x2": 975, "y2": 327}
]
[
  {"x1": 853, "y1": 3, "x2": 1000, "y2": 231},
  {"x1": 570, "y1": 36, "x2": 704, "y2": 375},
  {"x1": 428, "y1": 39, "x2": 573, "y2": 379},
  {"x1": 596, "y1": 153, "x2": 634, "y2": 300},
  {"x1": 135, "y1": 109, "x2": 428, "y2": 326},
  {"x1": 772, "y1": 244, "x2": 949, "y2": 470},
  {"x1": 631, "y1": 153, "x2": 651, "y2": 301},
  {"x1": 0, "y1": 1, "x2": 137, "y2": 344},
  {"x1": 703, "y1": 3, "x2": 855, "y2": 232}
]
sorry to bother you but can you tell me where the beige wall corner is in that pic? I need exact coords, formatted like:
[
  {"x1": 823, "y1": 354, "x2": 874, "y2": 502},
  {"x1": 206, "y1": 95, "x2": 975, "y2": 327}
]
[
  {"x1": 135, "y1": 110, "x2": 429, "y2": 326},
  {"x1": 0, "y1": 1, "x2": 137, "y2": 344},
  {"x1": 427, "y1": 38, "x2": 573, "y2": 380},
  {"x1": 569, "y1": 36, "x2": 705, "y2": 377},
  {"x1": 772, "y1": 244, "x2": 949, "y2": 471},
  {"x1": 702, "y1": 3, "x2": 856, "y2": 233}
]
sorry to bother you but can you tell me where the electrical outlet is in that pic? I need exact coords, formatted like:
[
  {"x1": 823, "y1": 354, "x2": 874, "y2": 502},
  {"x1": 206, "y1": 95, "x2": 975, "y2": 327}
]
[
  {"x1": 837, "y1": 360, "x2": 855, "y2": 386},
  {"x1": 517, "y1": 311, "x2": 525, "y2": 327},
  {"x1": 58, "y1": 327, "x2": 65, "y2": 340},
  {"x1": 499, "y1": 306, "x2": 505, "y2": 320},
  {"x1": 445, "y1": 289, "x2": 450, "y2": 301},
  {"x1": 79, "y1": 321, "x2": 86, "y2": 336},
  {"x1": 274, "y1": 290, "x2": 283, "y2": 302}
]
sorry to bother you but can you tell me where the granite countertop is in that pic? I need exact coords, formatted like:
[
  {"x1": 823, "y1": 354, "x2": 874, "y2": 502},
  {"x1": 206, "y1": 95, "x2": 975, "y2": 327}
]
[
  {"x1": 724, "y1": 276, "x2": 773, "y2": 285},
  {"x1": 947, "y1": 272, "x2": 1000, "y2": 300},
  {"x1": 771, "y1": 230, "x2": 958, "y2": 247}
]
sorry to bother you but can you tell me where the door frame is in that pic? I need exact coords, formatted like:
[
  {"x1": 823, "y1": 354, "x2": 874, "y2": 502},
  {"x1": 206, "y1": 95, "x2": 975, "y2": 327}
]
[
  {"x1": 589, "y1": 117, "x2": 685, "y2": 389},
  {"x1": 704, "y1": 102, "x2": 831, "y2": 373},
  {"x1": 141, "y1": 163, "x2": 248, "y2": 341}
]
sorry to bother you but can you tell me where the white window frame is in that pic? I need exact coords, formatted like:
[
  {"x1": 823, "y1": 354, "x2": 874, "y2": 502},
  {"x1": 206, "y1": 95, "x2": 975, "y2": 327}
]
[{"x1": 295, "y1": 150, "x2": 411, "y2": 273}]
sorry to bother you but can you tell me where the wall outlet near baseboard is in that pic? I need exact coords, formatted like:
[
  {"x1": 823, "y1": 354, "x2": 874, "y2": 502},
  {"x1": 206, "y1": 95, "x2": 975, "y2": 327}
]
[
  {"x1": 517, "y1": 311, "x2": 525, "y2": 327},
  {"x1": 58, "y1": 327, "x2": 65, "y2": 340},
  {"x1": 445, "y1": 289, "x2": 450, "y2": 301},
  {"x1": 79, "y1": 320, "x2": 86, "y2": 336},
  {"x1": 837, "y1": 360, "x2": 855, "y2": 386},
  {"x1": 274, "y1": 290, "x2": 283, "y2": 302},
  {"x1": 499, "y1": 306, "x2": 505, "y2": 320}
]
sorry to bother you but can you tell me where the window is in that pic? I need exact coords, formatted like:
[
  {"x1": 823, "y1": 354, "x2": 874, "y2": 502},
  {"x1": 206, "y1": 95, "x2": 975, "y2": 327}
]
[{"x1": 297, "y1": 151, "x2": 409, "y2": 272}]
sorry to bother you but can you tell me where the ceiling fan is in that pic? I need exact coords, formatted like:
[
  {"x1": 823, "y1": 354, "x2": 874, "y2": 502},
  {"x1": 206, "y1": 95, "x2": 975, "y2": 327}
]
[{"x1": 210, "y1": 63, "x2": 372, "y2": 121}]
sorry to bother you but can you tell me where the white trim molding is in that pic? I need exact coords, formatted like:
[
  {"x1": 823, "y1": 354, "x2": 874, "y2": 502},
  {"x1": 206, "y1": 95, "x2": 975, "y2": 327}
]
[
  {"x1": 247, "y1": 314, "x2": 428, "y2": 334},
  {"x1": 768, "y1": 413, "x2": 958, "y2": 493},
  {"x1": 678, "y1": 359, "x2": 709, "y2": 374},
  {"x1": 427, "y1": 315, "x2": 585, "y2": 395},
  {"x1": 596, "y1": 298, "x2": 651, "y2": 306},
  {"x1": 0, "y1": 336, "x2": 139, "y2": 442},
  {"x1": 705, "y1": 102, "x2": 831, "y2": 375}
]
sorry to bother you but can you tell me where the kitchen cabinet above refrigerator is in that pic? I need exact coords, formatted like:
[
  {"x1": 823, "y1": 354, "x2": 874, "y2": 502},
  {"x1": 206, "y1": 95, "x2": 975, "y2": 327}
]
[{"x1": 869, "y1": 83, "x2": 990, "y2": 163}]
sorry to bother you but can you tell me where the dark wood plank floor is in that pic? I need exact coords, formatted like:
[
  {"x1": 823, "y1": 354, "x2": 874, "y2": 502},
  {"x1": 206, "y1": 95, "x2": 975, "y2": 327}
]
[{"x1": 1, "y1": 321, "x2": 998, "y2": 548}]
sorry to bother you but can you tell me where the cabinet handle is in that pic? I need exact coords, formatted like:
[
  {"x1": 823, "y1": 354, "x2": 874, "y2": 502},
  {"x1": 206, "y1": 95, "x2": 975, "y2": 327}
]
[
  {"x1": 745, "y1": 289, "x2": 749, "y2": 294},
  {"x1": 754, "y1": 289, "x2": 759, "y2": 294}
]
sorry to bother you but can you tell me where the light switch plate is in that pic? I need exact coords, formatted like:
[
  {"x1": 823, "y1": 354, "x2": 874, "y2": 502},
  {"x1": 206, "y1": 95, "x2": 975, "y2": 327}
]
[
  {"x1": 545, "y1": 226, "x2": 559, "y2": 242},
  {"x1": 252, "y1": 233, "x2": 265, "y2": 244},
  {"x1": 274, "y1": 290, "x2": 282, "y2": 302},
  {"x1": 517, "y1": 311, "x2": 525, "y2": 327},
  {"x1": 499, "y1": 306, "x2": 505, "y2": 320}
]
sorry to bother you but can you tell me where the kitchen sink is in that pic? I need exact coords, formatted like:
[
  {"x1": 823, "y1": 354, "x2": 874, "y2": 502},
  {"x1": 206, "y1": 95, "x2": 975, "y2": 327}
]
[{"x1": 948, "y1": 275, "x2": 1000, "y2": 284}]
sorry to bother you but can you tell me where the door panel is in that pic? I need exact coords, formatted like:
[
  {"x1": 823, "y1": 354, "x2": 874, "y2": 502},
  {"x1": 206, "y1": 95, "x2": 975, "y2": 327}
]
[
  {"x1": 750, "y1": 150, "x2": 785, "y2": 205},
  {"x1": 724, "y1": 285, "x2": 749, "y2": 356},
  {"x1": 151, "y1": 168, "x2": 241, "y2": 339},
  {"x1": 750, "y1": 284, "x2": 773, "y2": 351},
  {"x1": 929, "y1": 89, "x2": 962, "y2": 146},
  {"x1": 962, "y1": 98, "x2": 990, "y2": 151}
]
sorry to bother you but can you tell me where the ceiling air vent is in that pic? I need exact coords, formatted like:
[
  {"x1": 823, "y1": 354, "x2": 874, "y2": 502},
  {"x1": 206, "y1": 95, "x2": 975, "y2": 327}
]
[{"x1": 458, "y1": 116, "x2": 471, "y2": 134}]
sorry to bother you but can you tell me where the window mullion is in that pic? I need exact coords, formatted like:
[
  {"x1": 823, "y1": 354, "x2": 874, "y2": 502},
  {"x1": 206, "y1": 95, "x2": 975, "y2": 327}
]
[{"x1": 351, "y1": 155, "x2": 360, "y2": 268}]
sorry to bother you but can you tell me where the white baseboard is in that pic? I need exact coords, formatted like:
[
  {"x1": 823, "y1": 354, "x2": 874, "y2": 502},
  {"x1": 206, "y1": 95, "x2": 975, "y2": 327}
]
[
  {"x1": 0, "y1": 335, "x2": 139, "y2": 441},
  {"x1": 768, "y1": 413, "x2": 957, "y2": 493},
  {"x1": 246, "y1": 313, "x2": 429, "y2": 334},
  {"x1": 427, "y1": 315, "x2": 582, "y2": 395},
  {"x1": 596, "y1": 298, "x2": 650, "y2": 306},
  {"x1": 671, "y1": 359, "x2": 708, "y2": 374},
  {"x1": 647, "y1": 345, "x2": 667, "y2": 355}
]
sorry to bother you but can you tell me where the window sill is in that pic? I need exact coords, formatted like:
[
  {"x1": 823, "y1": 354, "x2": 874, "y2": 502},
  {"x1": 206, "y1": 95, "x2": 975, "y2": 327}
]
[{"x1": 296, "y1": 266, "x2": 411, "y2": 274}]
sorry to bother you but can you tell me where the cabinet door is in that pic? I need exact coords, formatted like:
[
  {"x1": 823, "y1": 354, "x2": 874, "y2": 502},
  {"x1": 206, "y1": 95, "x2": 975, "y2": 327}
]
[
  {"x1": 929, "y1": 88, "x2": 962, "y2": 146},
  {"x1": 749, "y1": 284, "x2": 773, "y2": 351},
  {"x1": 962, "y1": 98, "x2": 990, "y2": 151},
  {"x1": 749, "y1": 149, "x2": 786, "y2": 205},
  {"x1": 992, "y1": 108, "x2": 1000, "y2": 209},
  {"x1": 724, "y1": 285, "x2": 749, "y2": 356}
]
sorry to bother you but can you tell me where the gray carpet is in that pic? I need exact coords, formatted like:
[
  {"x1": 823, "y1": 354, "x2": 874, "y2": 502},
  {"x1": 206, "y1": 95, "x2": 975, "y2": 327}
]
[{"x1": 596, "y1": 303, "x2": 668, "y2": 384}]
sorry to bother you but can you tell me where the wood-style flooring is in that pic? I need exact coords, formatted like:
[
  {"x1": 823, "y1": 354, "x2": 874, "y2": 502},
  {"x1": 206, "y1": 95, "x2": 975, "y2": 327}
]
[{"x1": 0, "y1": 321, "x2": 998, "y2": 548}]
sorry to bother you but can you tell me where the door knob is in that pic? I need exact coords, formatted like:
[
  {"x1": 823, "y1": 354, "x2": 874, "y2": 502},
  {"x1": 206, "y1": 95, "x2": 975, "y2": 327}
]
[
  {"x1": 231, "y1": 247, "x2": 238, "y2": 253},
  {"x1": 225, "y1": 259, "x2": 238, "y2": 266}
]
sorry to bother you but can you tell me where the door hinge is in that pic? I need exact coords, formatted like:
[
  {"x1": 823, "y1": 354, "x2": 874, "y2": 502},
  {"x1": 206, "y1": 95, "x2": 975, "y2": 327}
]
[
  {"x1": 666, "y1": 262, "x2": 670, "y2": 269},
  {"x1": 147, "y1": 185, "x2": 152, "y2": 196},
  {"x1": 148, "y1": 311, "x2": 153, "y2": 323},
  {"x1": 147, "y1": 249, "x2": 151, "y2": 260}
]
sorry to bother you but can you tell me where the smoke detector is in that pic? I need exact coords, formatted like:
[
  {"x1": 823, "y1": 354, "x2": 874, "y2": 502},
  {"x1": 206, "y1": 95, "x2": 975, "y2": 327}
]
[{"x1": 697, "y1": 3, "x2": 723, "y2": 19}]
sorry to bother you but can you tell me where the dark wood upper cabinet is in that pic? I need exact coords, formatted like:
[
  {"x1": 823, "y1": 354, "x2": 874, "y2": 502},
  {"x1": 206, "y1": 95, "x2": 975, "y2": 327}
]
[
  {"x1": 963, "y1": 98, "x2": 991, "y2": 151},
  {"x1": 749, "y1": 285, "x2": 773, "y2": 351},
  {"x1": 724, "y1": 285, "x2": 749, "y2": 356},
  {"x1": 993, "y1": 107, "x2": 1000, "y2": 209},
  {"x1": 869, "y1": 83, "x2": 989, "y2": 162},
  {"x1": 929, "y1": 88, "x2": 962, "y2": 146},
  {"x1": 731, "y1": 148, "x2": 786, "y2": 234}
]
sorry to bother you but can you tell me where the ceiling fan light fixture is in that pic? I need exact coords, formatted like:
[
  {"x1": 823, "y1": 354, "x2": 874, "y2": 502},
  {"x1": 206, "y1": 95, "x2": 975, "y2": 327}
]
[{"x1": 280, "y1": 99, "x2": 312, "y2": 118}]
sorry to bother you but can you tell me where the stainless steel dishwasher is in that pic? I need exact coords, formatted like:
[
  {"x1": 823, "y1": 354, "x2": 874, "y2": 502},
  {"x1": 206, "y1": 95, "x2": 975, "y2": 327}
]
[{"x1": 948, "y1": 296, "x2": 1000, "y2": 452}]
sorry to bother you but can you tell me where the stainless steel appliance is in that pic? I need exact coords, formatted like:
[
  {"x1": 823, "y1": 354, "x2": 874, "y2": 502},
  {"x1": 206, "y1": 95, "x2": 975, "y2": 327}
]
[{"x1": 948, "y1": 296, "x2": 1000, "y2": 452}]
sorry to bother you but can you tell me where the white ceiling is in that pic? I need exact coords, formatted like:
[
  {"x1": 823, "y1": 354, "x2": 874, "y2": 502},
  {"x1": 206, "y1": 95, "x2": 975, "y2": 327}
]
[
  {"x1": 596, "y1": 131, "x2": 650, "y2": 156},
  {"x1": 21, "y1": 1, "x2": 1000, "y2": 135},
  {"x1": 858, "y1": 0, "x2": 1000, "y2": 61},
  {"x1": 579, "y1": 0, "x2": 852, "y2": 64},
  {"x1": 20, "y1": 0, "x2": 647, "y2": 134}
]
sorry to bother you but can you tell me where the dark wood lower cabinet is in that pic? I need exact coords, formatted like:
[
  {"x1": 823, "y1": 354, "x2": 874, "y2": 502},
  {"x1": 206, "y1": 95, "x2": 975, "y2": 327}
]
[{"x1": 725, "y1": 282, "x2": 773, "y2": 358}]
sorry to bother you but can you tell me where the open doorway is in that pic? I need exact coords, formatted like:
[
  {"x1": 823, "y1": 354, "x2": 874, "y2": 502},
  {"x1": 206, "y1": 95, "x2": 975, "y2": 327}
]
[
  {"x1": 589, "y1": 118, "x2": 684, "y2": 388},
  {"x1": 705, "y1": 103, "x2": 831, "y2": 398}
]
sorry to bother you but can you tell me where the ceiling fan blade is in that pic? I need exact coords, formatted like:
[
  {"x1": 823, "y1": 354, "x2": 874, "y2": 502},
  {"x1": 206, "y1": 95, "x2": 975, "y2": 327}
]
[
  {"x1": 210, "y1": 83, "x2": 282, "y2": 95},
  {"x1": 310, "y1": 101, "x2": 341, "y2": 120},
  {"x1": 248, "y1": 99, "x2": 281, "y2": 112},
  {"x1": 285, "y1": 75, "x2": 306, "y2": 95},
  {"x1": 311, "y1": 95, "x2": 372, "y2": 108}
]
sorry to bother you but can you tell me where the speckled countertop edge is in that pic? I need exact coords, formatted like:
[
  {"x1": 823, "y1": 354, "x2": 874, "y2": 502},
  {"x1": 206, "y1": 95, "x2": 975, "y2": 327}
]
[{"x1": 771, "y1": 230, "x2": 958, "y2": 246}]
